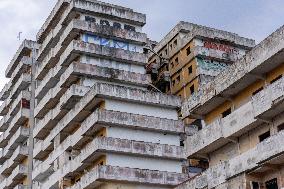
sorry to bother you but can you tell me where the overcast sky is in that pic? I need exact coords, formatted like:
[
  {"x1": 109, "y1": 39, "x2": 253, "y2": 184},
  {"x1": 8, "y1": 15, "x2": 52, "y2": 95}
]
[{"x1": 0, "y1": 0, "x2": 284, "y2": 90}]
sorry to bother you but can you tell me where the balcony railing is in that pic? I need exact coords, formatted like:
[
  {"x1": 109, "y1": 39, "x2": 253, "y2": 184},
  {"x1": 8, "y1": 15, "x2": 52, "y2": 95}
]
[{"x1": 185, "y1": 77, "x2": 284, "y2": 158}]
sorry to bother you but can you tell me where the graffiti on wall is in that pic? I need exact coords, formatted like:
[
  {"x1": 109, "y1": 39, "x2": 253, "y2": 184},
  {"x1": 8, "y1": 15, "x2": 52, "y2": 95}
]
[
  {"x1": 196, "y1": 57, "x2": 228, "y2": 76},
  {"x1": 204, "y1": 41, "x2": 239, "y2": 54},
  {"x1": 82, "y1": 33, "x2": 141, "y2": 53}
]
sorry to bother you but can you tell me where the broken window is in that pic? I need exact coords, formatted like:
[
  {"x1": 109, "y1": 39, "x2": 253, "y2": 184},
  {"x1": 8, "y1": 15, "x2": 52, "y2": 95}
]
[
  {"x1": 222, "y1": 108, "x2": 231, "y2": 118},
  {"x1": 250, "y1": 181, "x2": 260, "y2": 189},
  {"x1": 186, "y1": 46, "x2": 191, "y2": 56},
  {"x1": 188, "y1": 65, "x2": 193, "y2": 75},
  {"x1": 113, "y1": 22, "x2": 122, "y2": 29},
  {"x1": 124, "y1": 24, "x2": 136, "y2": 32},
  {"x1": 259, "y1": 130, "x2": 270, "y2": 142},
  {"x1": 190, "y1": 85, "x2": 195, "y2": 94},
  {"x1": 100, "y1": 20, "x2": 110, "y2": 26},
  {"x1": 265, "y1": 178, "x2": 278, "y2": 189},
  {"x1": 175, "y1": 57, "x2": 179, "y2": 64},
  {"x1": 176, "y1": 76, "x2": 180, "y2": 84},
  {"x1": 173, "y1": 39, "x2": 177, "y2": 47}
]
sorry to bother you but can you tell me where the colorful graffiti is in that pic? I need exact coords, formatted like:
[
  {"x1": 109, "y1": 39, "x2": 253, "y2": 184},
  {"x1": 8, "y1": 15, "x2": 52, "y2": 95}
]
[
  {"x1": 82, "y1": 33, "x2": 141, "y2": 53},
  {"x1": 196, "y1": 57, "x2": 227, "y2": 76},
  {"x1": 204, "y1": 41, "x2": 239, "y2": 54}
]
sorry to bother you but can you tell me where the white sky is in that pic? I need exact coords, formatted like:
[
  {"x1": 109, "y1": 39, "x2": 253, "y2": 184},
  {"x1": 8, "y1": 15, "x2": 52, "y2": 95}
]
[{"x1": 0, "y1": 0, "x2": 284, "y2": 90}]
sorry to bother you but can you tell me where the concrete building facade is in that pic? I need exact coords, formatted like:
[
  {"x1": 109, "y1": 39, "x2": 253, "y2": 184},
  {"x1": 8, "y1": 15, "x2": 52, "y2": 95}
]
[
  {"x1": 0, "y1": 0, "x2": 187, "y2": 189},
  {"x1": 147, "y1": 22, "x2": 255, "y2": 125},
  {"x1": 177, "y1": 23, "x2": 284, "y2": 188}
]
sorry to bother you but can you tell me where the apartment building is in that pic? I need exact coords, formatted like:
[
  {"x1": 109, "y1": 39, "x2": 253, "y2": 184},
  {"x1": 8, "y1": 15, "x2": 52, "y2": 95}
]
[
  {"x1": 177, "y1": 24, "x2": 284, "y2": 188},
  {"x1": 29, "y1": 0, "x2": 187, "y2": 189},
  {"x1": 0, "y1": 40, "x2": 38, "y2": 188},
  {"x1": 147, "y1": 22, "x2": 255, "y2": 124}
]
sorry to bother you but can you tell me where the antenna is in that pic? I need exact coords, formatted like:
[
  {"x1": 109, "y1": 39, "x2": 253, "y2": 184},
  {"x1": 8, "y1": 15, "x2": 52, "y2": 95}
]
[{"x1": 17, "y1": 32, "x2": 22, "y2": 41}]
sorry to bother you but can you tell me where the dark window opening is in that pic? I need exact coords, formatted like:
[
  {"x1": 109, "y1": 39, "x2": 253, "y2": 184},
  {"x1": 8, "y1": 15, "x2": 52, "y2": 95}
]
[
  {"x1": 165, "y1": 49, "x2": 168, "y2": 55},
  {"x1": 252, "y1": 87, "x2": 264, "y2": 96},
  {"x1": 192, "y1": 119, "x2": 202, "y2": 130},
  {"x1": 186, "y1": 47, "x2": 191, "y2": 56},
  {"x1": 222, "y1": 108, "x2": 231, "y2": 118},
  {"x1": 180, "y1": 140, "x2": 184, "y2": 147},
  {"x1": 259, "y1": 130, "x2": 270, "y2": 142},
  {"x1": 124, "y1": 24, "x2": 136, "y2": 32},
  {"x1": 270, "y1": 75, "x2": 282, "y2": 84},
  {"x1": 265, "y1": 178, "x2": 278, "y2": 189},
  {"x1": 170, "y1": 44, "x2": 173, "y2": 50},
  {"x1": 172, "y1": 80, "x2": 176, "y2": 86},
  {"x1": 100, "y1": 20, "x2": 110, "y2": 26},
  {"x1": 176, "y1": 76, "x2": 180, "y2": 84},
  {"x1": 165, "y1": 65, "x2": 169, "y2": 71},
  {"x1": 278, "y1": 123, "x2": 284, "y2": 132},
  {"x1": 113, "y1": 22, "x2": 121, "y2": 29},
  {"x1": 175, "y1": 57, "x2": 179, "y2": 64},
  {"x1": 85, "y1": 16, "x2": 96, "y2": 23},
  {"x1": 171, "y1": 62, "x2": 174, "y2": 68},
  {"x1": 173, "y1": 40, "x2": 177, "y2": 47},
  {"x1": 160, "y1": 53, "x2": 162, "y2": 57},
  {"x1": 190, "y1": 85, "x2": 195, "y2": 94},
  {"x1": 251, "y1": 182, "x2": 260, "y2": 189},
  {"x1": 188, "y1": 66, "x2": 193, "y2": 75}
]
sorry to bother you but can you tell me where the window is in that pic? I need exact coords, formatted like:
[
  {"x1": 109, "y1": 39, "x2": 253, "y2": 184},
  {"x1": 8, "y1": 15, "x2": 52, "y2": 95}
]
[
  {"x1": 170, "y1": 44, "x2": 173, "y2": 50},
  {"x1": 250, "y1": 182, "x2": 260, "y2": 189},
  {"x1": 265, "y1": 178, "x2": 278, "y2": 189},
  {"x1": 176, "y1": 76, "x2": 180, "y2": 84},
  {"x1": 85, "y1": 16, "x2": 96, "y2": 23},
  {"x1": 188, "y1": 66, "x2": 193, "y2": 75},
  {"x1": 100, "y1": 20, "x2": 110, "y2": 26},
  {"x1": 222, "y1": 108, "x2": 231, "y2": 118},
  {"x1": 124, "y1": 24, "x2": 136, "y2": 32},
  {"x1": 186, "y1": 47, "x2": 191, "y2": 56},
  {"x1": 270, "y1": 75, "x2": 282, "y2": 84},
  {"x1": 259, "y1": 131, "x2": 270, "y2": 142},
  {"x1": 171, "y1": 62, "x2": 174, "y2": 68},
  {"x1": 252, "y1": 87, "x2": 264, "y2": 96},
  {"x1": 113, "y1": 22, "x2": 121, "y2": 29},
  {"x1": 165, "y1": 49, "x2": 168, "y2": 55},
  {"x1": 278, "y1": 123, "x2": 284, "y2": 132},
  {"x1": 172, "y1": 79, "x2": 176, "y2": 86},
  {"x1": 190, "y1": 85, "x2": 195, "y2": 94},
  {"x1": 175, "y1": 57, "x2": 179, "y2": 64},
  {"x1": 173, "y1": 39, "x2": 177, "y2": 47}
]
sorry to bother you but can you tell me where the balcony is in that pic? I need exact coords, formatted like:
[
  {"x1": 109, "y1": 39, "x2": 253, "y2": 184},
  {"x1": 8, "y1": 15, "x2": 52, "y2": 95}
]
[
  {"x1": 5, "y1": 39, "x2": 38, "y2": 78},
  {"x1": 33, "y1": 83, "x2": 181, "y2": 160},
  {"x1": 0, "y1": 146, "x2": 28, "y2": 176},
  {"x1": 58, "y1": 62, "x2": 149, "y2": 88},
  {"x1": 178, "y1": 130, "x2": 284, "y2": 189},
  {"x1": 67, "y1": 165, "x2": 186, "y2": 189},
  {"x1": 37, "y1": 0, "x2": 146, "y2": 44},
  {"x1": 194, "y1": 46, "x2": 244, "y2": 63},
  {"x1": 185, "y1": 77, "x2": 284, "y2": 158},
  {"x1": 5, "y1": 127, "x2": 29, "y2": 153},
  {"x1": 0, "y1": 107, "x2": 29, "y2": 133},
  {"x1": 34, "y1": 85, "x2": 90, "y2": 138},
  {"x1": 182, "y1": 25, "x2": 284, "y2": 119},
  {"x1": 3, "y1": 165, "x2": 28, "y2": 189},
  {"x1": 34, "y1": 136, "x2": 185, "y2": 183}
]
